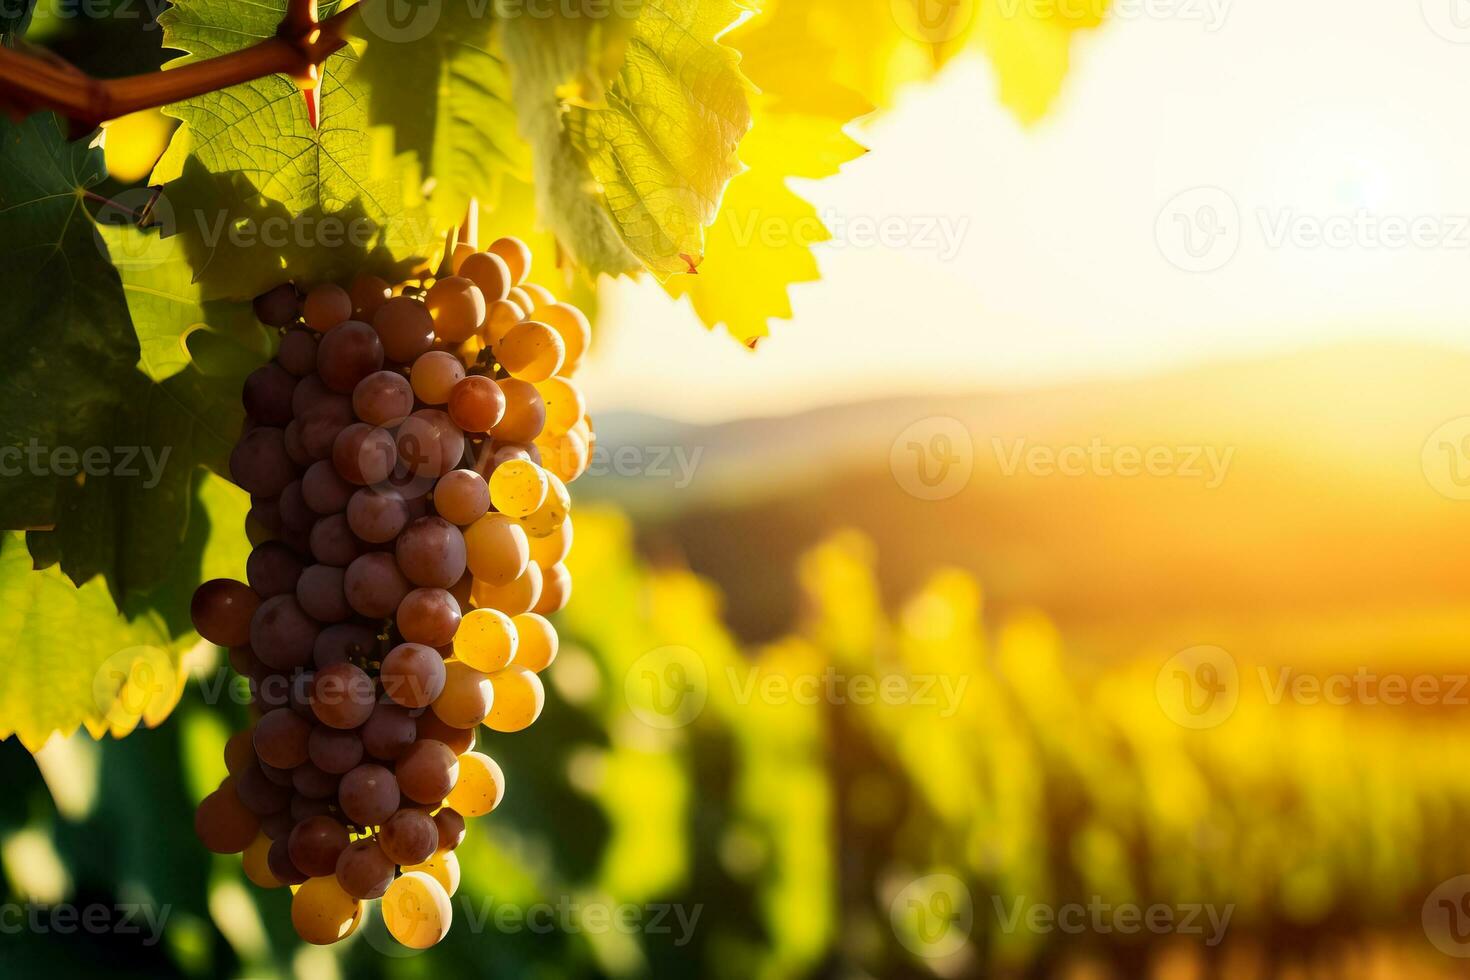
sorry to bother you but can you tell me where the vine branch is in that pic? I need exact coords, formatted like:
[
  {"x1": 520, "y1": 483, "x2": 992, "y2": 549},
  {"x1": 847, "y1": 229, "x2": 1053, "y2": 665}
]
[{"x1": 0, "y1": 0, "x2": 360, "y2": 134}]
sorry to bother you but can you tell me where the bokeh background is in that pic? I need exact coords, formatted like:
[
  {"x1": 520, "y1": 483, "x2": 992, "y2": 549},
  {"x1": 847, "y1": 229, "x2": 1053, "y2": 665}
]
[{"x1": 8, "y1": 1, "x2": 1470, "y2": 977}]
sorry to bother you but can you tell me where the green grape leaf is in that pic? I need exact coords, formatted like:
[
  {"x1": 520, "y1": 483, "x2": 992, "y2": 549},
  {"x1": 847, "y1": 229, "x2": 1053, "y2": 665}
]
[
  {"x1": 150, "y1": 0, "x2": 443, "y2": 299},
  {"x1": 498, "y1": 1, "x2": 643, "y2": 277},
  {"x1": 0, "y1": 473, "x2": 250, "y2": 752},
  {"x1": 355, "y1": 3, "x2": 530, "y2": 231},
  {"x1": 566, "y1": 0, "x2": 754, "y2": 277}
]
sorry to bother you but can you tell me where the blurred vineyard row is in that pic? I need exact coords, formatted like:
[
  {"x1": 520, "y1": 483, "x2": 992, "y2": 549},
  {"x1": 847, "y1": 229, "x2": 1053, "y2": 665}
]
[{"x1": 1, "y1": 507, "x2": 1466, "y2": 978}]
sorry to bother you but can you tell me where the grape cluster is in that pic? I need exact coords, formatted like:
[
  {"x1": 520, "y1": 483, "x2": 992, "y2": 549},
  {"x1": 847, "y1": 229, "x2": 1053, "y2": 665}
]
[{"x1": 188, "y1": 237, "x2": 589, "y2": 948}]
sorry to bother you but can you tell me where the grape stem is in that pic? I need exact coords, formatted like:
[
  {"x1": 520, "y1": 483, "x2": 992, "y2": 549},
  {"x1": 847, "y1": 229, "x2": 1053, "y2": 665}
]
[{"x1": 0, "y1": 0, "x2": 359, "y2": 135}]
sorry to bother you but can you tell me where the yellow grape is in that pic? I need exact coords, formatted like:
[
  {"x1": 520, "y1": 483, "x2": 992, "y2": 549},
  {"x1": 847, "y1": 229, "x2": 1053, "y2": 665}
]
[
  {"x1": 383, "y1": 872, "x2": 452, "y2": 949},
  {"x1": 471, "y1": 561, "x2": 541, "y2": 616},
  {"x1": 538, "y1": 303, "x2": 591, "y2": 374},
  {"x1": 535, "y1": 427, "x2": 589, "y2": 484},
  {"x1": 450, "y1": 242, "x2": 476, "y2": 275},
  {"x1": 512, "y1": 612, "x2": 558, "y2": 672},
  {"x1": 454, "y1": 607, "x2": 518, "y2": 672},
  {"x1": 489, "y1": 459, "x2": 548, "y2": 518},
  {"x1": 463, "y1": 513, "x2": 530, "y2": 585},
  {"x1": 496, "y1": 321, "x2": 565, "y2": 383},
  {"x1": 460, "y1": 251, "x2": 511, "y2": 304},
  {"x1": 243, "y1": 834, "x2": 282, "y2": 888},
  {"x1": 519, "y1": 283, "x2": 556, "y2": 313},
  {"x1": 483, "y1": 299, "x2": 525, "y2": 347},
  {"x1": 520, "y1": 472, "x2": 569, "y2": 538},
  {"x1": 485, "y1": 666, "x2": 545, "y2": 733},
  {"x1": 432, "y1": 661, "x2": 494, "y2": 728},
  {"x1": 489, "y1": 237, "x2": 532, "y2": 285},
  {"x1": 535, "y1": 377, "x2": 586, "y2": 434},
  {"x1": 291, "y1": 876, "x2": 363, "y2": 945},
  {"x1": 445, "y1": 751, "x2": 504, "y2": 817},
  {"x1": 506, "y1": 287, "x2": 534, "y2": 316},
  {"x1": 404, "y1": 850, "x2": 461, "y2": 897},
  {"x1": 528, "y1": 516, "x2": 572, "y2": 566},
  {"x1": 411, "y1": 350, "x2": 466, "y2": 405},
  {"x1": 533, "y1": 562, "x2": 571, "y2": 615},
  {"x1": 425, "y1": 276, "x2": 485, "y2": 344}
]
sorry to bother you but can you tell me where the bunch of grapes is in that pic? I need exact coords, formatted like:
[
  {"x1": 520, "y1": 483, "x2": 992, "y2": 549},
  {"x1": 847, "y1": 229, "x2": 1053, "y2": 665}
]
[{"x1": 188, "y1": 236, "x2": 590, "y2": 948}]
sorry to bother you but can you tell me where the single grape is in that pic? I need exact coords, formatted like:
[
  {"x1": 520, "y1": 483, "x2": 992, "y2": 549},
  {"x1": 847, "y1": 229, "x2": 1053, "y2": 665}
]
[
  {"x1": 314, "y1": 621, "x2": 380, "y2": 668},
  {"x1": 489, "y1": 237, "x2": 531, "y2": 284},
  {"x1": 486, "y1": 666, "x2": 546, "y2": 733},
  {"x1": 431, "y1": 661, "x2": 493, "y2": 728},
  {"x1": 335, "y1": 838, "x2": 395, "y2": 900},
  {"x1": 283, "y1": 421, "x2": 314, "y2": 468},
  {"x1": 379, "y1": 808, "x2": 439, "y2": 865},
  {"x1": 444, "y1": 751, "x2": 504, "y2": 817},
  {"x1": 496, "y1": 320, "x2": 565, "y2": 382},
  {"x1": 404, "y1": 849, "x2": 461, "y2": 897},
  {"x1": 243, "y1": 362, "x2": 298, "y2": 426},
  {"x1": 396, "y1": 739, "x2": 459, "y2": 805},
  {"x1": 483, "y1": 298, "x2": 525, "y2": 346},
  {"x1": 224, "y1": 729, "x2": 256, "y2": 774},
  {"x1": 463, "y1": 513, "x2": 530, "y2": 586},
  {"x1": 250, "y1": 594, "x2": 320, "y2": 671},
  {"x1": 416, "y1": 710, "x2": 475, "y2": 755},
  {"x1": 308, "y1": 724, "x2": 365, "y2": 774},
  {"x1": 296, "y1": 564, "x2": 351, "y2": 624},
  {"x1": 533, "y1": 562, "x2": 572, "y2": 615},
  {"x1": 433, "y1": 469, "x2": 490, "y2": 526},
  {"x1": 304, "y1": 284, "x2": 353, "y2": 333},
  {"x1": 361, "y1": 700, "x2": 418, "y2": 761},
  {"x1": 317, "y1": 320, "x2": 384, "y2": 393},
  {"x1": 489, "y1": 459, "x2": 548, "y2": 518},
  {"x1": 269, "y1": 835, "x2": 310, "y2": 885},
  {"x1": 254, "y1": 282, "x2": 301, "y2": 328},
  {"x1": 292, "y1": 762, "x2": 340, "y2": 800},
  {"x1": 454, "y1": 608, "x2": 518, "y2": 673},
  {"x1": 352, "y1": 370, "x2": 414, "y2": 427},
  {"x1": 432, "y1": 807, "x2": 466, "y2": 852},
  {"x1": 519, "y1": 283, "x2": 555, "y2": 312},
  {"x1": 309, "y1": 513, "x2": 363, "y2": 567},
  {"x1": 397, "y1": 587, "x2": 461, "y2": 647},
  {"x1": 194, "y1": 780, "x2": 260, "y2": 854},
  {"x1": 396, "y1": 409, "x2": 466, "y2": 478},
  {"x1": 349, "y1": 273, "x2": 391, "y2": 319},
  {"x1": 278, "y1": 328, "x2": 319, "y2": 376},
  {"x1": 425, "y1": 276, "x2": 485, "y2": 344},
  {"x1": 346, "y1": 488, "x2": 411, "y2": 544},
  {"x1": 191, "y1": 579, "x2": 260, "y2": 647},
  {"x1": 447, "y1": 375, "x2": 506, "y2": 433},
  {"x1": 343, "y1": 551, "x2": 412, "y2": 619},
  {"x1": 332, "y1": 422, "x2": 397, "y2": 486},
  {"x1": 521, "y1": 471, "x2": 570, "y2": 537},
  {"x1": 289, "y1": 669, "x2": 318, "y2": 719},
  {"x1": 471, "y1": 561, "x2": 542, "y2": 617},
  {"x1": 395, "y1": 516, "x2": 467, "y2": 589},
  {"x1": 255, "y1": 707, "x2": 312, "y2": 769},
  {"x1": 290, "y1": 814, "x2": 351, "y2": 878},
  {"x1": 535, "y1": 376, "x2": 586, "y2": 434},
  {"x1": 410, "y1": 351, "x2": 465, "y2": 406},
  {"x1": 302, "y1": 459, "x2": 355, "y2": 515},
  {"x1": 373, "y1": 295, "x2": 436, "y2": 363},
  {"x1": 382, "y1": 871, "x2": 452, "y2": 949},
  {"x1": 297, "y1": 397, "x2": 355, "y2": 460},
  {"x1": 536, "y1": 426, "x2": 590, "y2": 484},
  {"x1": 243, "y1": 832, "x2": 282, "y2": 888},
  {"x1": 488, "y1": 378, "x2": 546, "y2": 444},
  {"x1": 513, "y1": 612, "x2": 558, "y2": 672},
  {"x1": 230, "y1": 427, "x2": 296, "y2": 497},
  {"x1": 248, "y1": 541, "x2": 307, "y2": 598},
  {"x1": 278, "y1": 479, "x2": 315, "y2": 533},
  {"x1": 538, "y1": 303, "x2": 591, "y2": 375},
  {"x1": 338, "y1": 763, "x2": 400, "y2": 827},
  {"x1": 381, "y1": 642, "x2": 447, "y2": 709},
  {"x1": 459, "y1": 251, "x2": 511, "y2": 304},
  {"x1": 291, "y1": 874, "x2": 363, "y2": 945},
  {"x1": 313, "y1": 662, "x2": 377, "y2": 729}
]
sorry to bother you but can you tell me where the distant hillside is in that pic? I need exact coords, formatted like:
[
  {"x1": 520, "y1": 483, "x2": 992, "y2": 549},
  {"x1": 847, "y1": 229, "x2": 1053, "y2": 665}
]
[{"x1": 580, "y1": 341, "x2": 1470, "y2": 661}]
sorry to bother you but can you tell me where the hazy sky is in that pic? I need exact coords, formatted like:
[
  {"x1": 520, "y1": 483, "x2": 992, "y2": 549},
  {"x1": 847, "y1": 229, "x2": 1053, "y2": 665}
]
[{"x1": 581, "y1": 1, "x2": 1470, "y2": 423}]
